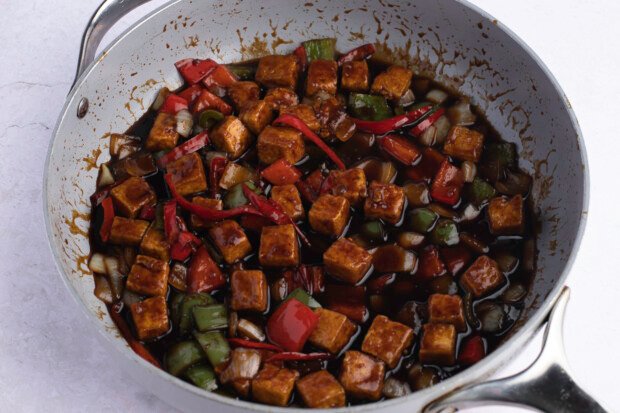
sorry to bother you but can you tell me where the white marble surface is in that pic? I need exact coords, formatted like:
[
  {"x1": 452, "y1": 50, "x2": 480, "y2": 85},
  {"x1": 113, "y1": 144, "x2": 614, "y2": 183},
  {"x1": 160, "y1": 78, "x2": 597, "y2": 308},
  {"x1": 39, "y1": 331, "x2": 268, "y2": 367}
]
[{"x1": 1, "y1": 0, "x2": 619, "y2": 412}]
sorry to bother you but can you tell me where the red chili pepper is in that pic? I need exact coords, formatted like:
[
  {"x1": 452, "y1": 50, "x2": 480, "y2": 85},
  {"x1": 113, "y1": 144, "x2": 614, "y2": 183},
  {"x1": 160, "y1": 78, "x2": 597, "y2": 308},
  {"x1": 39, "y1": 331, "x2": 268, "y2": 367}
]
[
  {"x1": 157, "y1": 131, "x2": 210, "y2": 168},
  {"x1": 227, "y1": 338, "x2": 284, "y2": 352},
  {"x1": 430, "y1": 160, "x2": 464, "y2": 206},
  {"x1": 203, "y1": 64, "x2": 238, "y2": 89},
  {"x1": 163, "y1": 200, "x2": 181, "y2": 244},
  {"x1": 174, "y1": 58, "x2": 218, "y2": 84},
  {"x1": 138, "y1": 204, "x2": 156, "y2": 221},
  {"x1": 338, "y1": 43, "x2": 376, "y2": 65},
  {"x1": 410, "y1": 108, "x2": 445, "y2": 137},
  {"x1": 379, "y1": 134, "x2": 422, "y2": 166},
  {"x1": 367, "y1": 273, "x2": 396, "y2": 294},
  {"x1": 187, "y1": 245, "x2": 226, "y2": 293},
  {"x1": 293, "y1": 45, "x2": 307, "y2": 73},
  {"x1": 405, "y1": 147, "x2": 446, "y2": 182},
  {"x1": 99, "y1": 197, "x2": 115, "y2": 242},
  {"x1": 352, "y1": 105, "x2": 432, "y2": 135},
  {"x1": 267, "y1": 352, "x2": 331, "y2": 363},
  {"x1": 170, "y1": 230, "x2": 202, "y2": 262},
  {"x1": 107, "y1": 304, "x2": 161, "y2": 368},
  {"x1": 266, "y1": 298, "x2": 319, "y2": 352},
  {"x1": 192, "y1": 89, "x2": 232, "y2": 115},
  {"x1": 417, "y1": 245, "x2": 447, "y2": 280},
  {"x1": 260, "y1": 159, "x2": 302, "y2": 186},
  {"x1": 458, "y1": 335, "x2": 486, "y2": 365},
  {"x1": 160, "y1": 93, "x2": 189, "y2": 114},
  {"x1": 440, "y1": 246, "x2": 472, "y2": 276},
  {"x1": 209, "y1": 156, "x2": 228, "y2": 197},
  {"x1": 274, "y1": 114, "x2": 346, "y2": 170},
  {"x1": 177, "y1": 84, "x2": 204, "y2": 105}
]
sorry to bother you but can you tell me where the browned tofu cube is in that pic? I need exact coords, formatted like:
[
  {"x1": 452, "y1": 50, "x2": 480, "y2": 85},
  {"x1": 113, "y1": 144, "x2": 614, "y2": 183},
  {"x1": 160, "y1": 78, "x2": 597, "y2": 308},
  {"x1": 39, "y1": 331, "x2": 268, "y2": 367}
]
[
  {"x1": 419, "y1": 323, "x2": 457, "y2": 366},
  {"x1": 428, "y1": 294, "x2": 467, "y2": 332},
  {"x1": 257, "y1": 126, "x2": 305, "y2": 165},
  {"x1": 339, "y1": 351, "x2": 385, "y2": 401},
  {"x1": 218, "y1": 162, "x2": 256, "y2": 190},
  {"x1": 309, "y1": 194, "x2": 350, "y2": 237},
  {"x1": 341, "y1": 60, "x2": 370, "y2": 93},
  {"x1": 166, "y1": 152, "x2": 207, "y2": 196},
  {"x1": 126, "y1": 254, "x2": 169, "y2": 296},
  {"x1": 296, "y1": 370, "x2": 346, "y2": 408},
  {"x1": 364, "y1": 181, "x2": 406, "y2": 224},
  {"x1": 255, "y1": 55, "x2": 299, "y2": 89},
  {"x1": 239, "y1": 100, "x2": 274, "y2": 134},
  {"x1": 211, "y1": 116, "x2": 253, "y2": 159},
  {"x1": 460, "y1": 255, "x2": 505, "y2": 298},
  {"x1": 371, "y1": 65, "x2": 413, "y2": 100},
  {"x1": 230, "y1": 270, "x2": 268, "y2": 312},
  {"x1": 259, "y1": 224, "x2": 299, "y2": 267},
  {"x1": 227, "y1": 81, "x2": 260, "y2": 111},
  {"x1": 306, "y1": 59, "x2": 338, "y2": 97},
  {"x1": 109, "y1": 216, "x2": 149, "y2": 246},
  {"x1": 280, "y1": 104, "x2": 321, "y2": 132},
  {"x1": 271, "y1": 184, "x2": 304, "y2": 221},
  {"x1": 264, "y1": 87, "x2": 299, "y2": 111},
  {"x1": 189, "y1": 196, "x2": 223, "y2": 230},
  {"x1": 309, "y1": 308, "x2": 357, "y2": 354},
  {"x1": 145, "y1": 112, "x2": 179, "y2": 151},
  {"x1": 329, "y1": 168, "x2": 368, "y2": 205},
  {"x1": 252, "y1": 363, "x2": 299, "y2": 406},
  {"x1": 323, "y1": 238, "x2": 372, "y2": 284},
  {"x1": 139, "y1": 225, "x2": 170, "y2": 261},
  {"x1": 129, "y1": 296, "x2": 170, "y2": 341},
  {"x1": 110, "y1": 177, "x2": 156, "y2": 218},
  {"x1": 208, "y1": 220, "x2": 252, "y2": 264},
  {"x1": 361, "y1": 315, "x2": 414, "y2": 368},
  {"x1": 488, "y1": 195, "x2": 524, "y2": 235},
  {"x1": 443, "y1": 126, "x2": 485, "y2": 162}
]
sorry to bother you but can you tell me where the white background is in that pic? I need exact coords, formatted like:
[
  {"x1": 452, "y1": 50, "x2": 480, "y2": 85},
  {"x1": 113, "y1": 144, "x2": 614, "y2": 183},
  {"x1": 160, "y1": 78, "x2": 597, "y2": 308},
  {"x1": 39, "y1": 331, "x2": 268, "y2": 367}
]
[{"x1": 0, "y1": 0, "x2": 618, "y2": 411}]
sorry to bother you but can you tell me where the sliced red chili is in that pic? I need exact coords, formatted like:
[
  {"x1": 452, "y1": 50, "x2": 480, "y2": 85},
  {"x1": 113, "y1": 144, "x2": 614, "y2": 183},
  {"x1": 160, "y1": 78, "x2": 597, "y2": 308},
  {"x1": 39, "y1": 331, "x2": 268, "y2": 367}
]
[
  {"x1": 293, "y1": 45, "x2": 308, "y2": 73},
  {"x1": 352, "y1": 104, "x2": 433, "y2": 135},
  {"x1": 458, "y1": 335, "x2": 486, "y2": 365},
  {"x1": 267, "y1": 352, "x2": 331, "y2": 363},
  {"x1": 338, "y1": 43, "x2": 376, "y2": 65},
  {"x1": 227, "y1": 338, "x2": 283, "y2": 352},
  {"x1": 431, "y1": 160, "x2": 464, "y2": 206},
  {"x1": 160, "y1": 94, "x2": 189, "y2": 114},
  {"x1": 177, "y1": 84, "x2": 204, "y2": 105},
  {"x1": 410, "y1": 108, "x2": 445, "y2": 137},
  {"x1": 157, "y1": 131, "x2": 210, "y2": 168},
  {"x1": 266, "y1": 298, "x2": 319, "y2": 352},
  {"x1": 175, "y1": 58, "x2": 218, "y2": 84},
  {"x1": 99, "y1": 197, "x2": 115, "y2": 242},
  {"x1": 379, "y1": 134, "x2": 422, "y2": 166},
  {"x1": 192, "y1": 89, "x2": 232, "y2": 115},
  {"x1": 260, "y1": 159, "x2": 302, "y2": 186},
  {"x1": 187, "y1": 245, "x2": 226, "y2": 293}
]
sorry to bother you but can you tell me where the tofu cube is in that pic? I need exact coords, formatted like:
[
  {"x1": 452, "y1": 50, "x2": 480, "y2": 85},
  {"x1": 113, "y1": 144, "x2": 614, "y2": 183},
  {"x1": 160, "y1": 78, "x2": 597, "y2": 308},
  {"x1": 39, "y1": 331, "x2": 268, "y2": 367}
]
[
  {"x1": 306, "y1": 59, "x2": 338, "y2": 97},
  {"x1": 145, "y1": 111, "x2": 179, "y2": 151},
  {"x1": 308, "y1": 194, "x2": 350, "y2": 237},
  {"x1": 443, "y1": 126, "x2": 485, "y2": 162},
  {"x1": 370, "y1": 65, "x2": 413, "y2": 100},
  {"x1": 428, "y1": 294, "x2": 466, "y2": 332},
  {"x1": 211, "y1": 116, "x2": 253, "y2": 159},
  {"x1": 257, "y1": 126, "x2": 305, "y2": 165},
  {"x1": 341, "y1": 60, "x2": 370, "y2": 93},
  {"x1": 129, "y1": 296, "x2": 170, "y2": 341},
  {"x1": 252, "y1": 364, "x2": 299, "y2": 406},
  {"x1": 338, "y1": 351, "x2": 385, "y2": 401},
  {"x1": 110, "y1": 176, "x2": 156, "y2": 218},
  {"x1": 323, "y1": 238, "x2": 373, "y2": 284},
  {"x1": 309, "y1": 308, "x2": 357, "y2": 354},
  {"x1": 419, "y1": 323, "x2": 457, "y2": 366},
  {"x1": 361, "y1": 315, "x2": 414, "y2": 368},
  {"x1": 296, "y1": 370, "x2": 346, "y2": 408},
  {"x1": 126, "y1": 254, "x2": 169, "y2": 296},
  {"x1": 264, "y1": 87, "x2": 299, "y2": 111},
  {"x1": 227, "y1": 81, "x2": 260, "y2": 111},
  {"x1": 258, "y1": 224, "x2": 299, "y2": 267},
  {"x1": 255, "y1": 55, "x2": 299, "y2": 89},
  {"x1": 139, "y1": 225, "x2": 170, "y2": 261},
  {"x1": 109, "y1": 216, "x2": 149, "y2": 246},
  {"x1": 271, "y1": 184, "x2": 305, "y2": 221},
  {"x1": 239, "y1": 100, "x2": 274, "y2": 134},
  {"x1": 460, "y1": 255, "x2": 505, "y2": 298},
  {"x1": 189, "y1": 196, "x2": 223, "y2": 230},
  {"x1": 208, "y1": 220, "x2": 252, "y2": 264},
  {"x1": 488, "y1": 195, "x2": 524, "y2": 235},
  {"x1": 364, "y1": 181, "x2": 406, "y2": 224},
  {"x1": 329, "y1": 168, "x2": 368, "y2": 205},
  {"x1": 230, "y1": 270, "x2": 268, "y2": 312},
  {"x1": 166, "y1": 152, "x2": 207, "y2": 196},
  {"x1": 280, "y1": 104, "x2": 321, "y2": 132}
]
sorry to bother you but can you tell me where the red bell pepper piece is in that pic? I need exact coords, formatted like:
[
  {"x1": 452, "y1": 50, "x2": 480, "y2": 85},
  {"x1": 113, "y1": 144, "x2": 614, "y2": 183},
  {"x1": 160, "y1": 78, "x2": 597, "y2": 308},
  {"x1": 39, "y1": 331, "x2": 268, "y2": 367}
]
[
  {"x1": 324, "y1": 285, "x2": 369, "y2": 324},
  {"x1": 410, "y1": 108, "x2": 445, "y2": 138},
  {"x1": 138, "y1": 204, "x2": 156, "y2": 221},
  {"x1": 227, "y1": 338, "x2": 283, "y2": 352},
  {"x1": 293, "y1": 45, "x2": 307, "y2": 73},
  {"x1": 177, "y1": 84, "x2": 204, "y2": 105},
  {"x1": 274, "y1": 114, "x2": 346, "y2": 170},
  {"x1": 157, "y1": 131, "x2": 210, "y2": 168},
  {"x1": 338, "y1": 43, "x2": 376, "y2": 66},
  {"x1": 174, "y1": 58, "x2": 218, "y2": 84},
  {"x1": 164, "y1": 200, "x2": 201, "y2": 261},
  {"x1": 267, "y1": 352, "x2": 331, "y2": 363},
  {"x1": 440, "y1": 245, "x2": 472, "y2": 276},
  {"x1": 192, "y1": 89, "x2": 232, "y2": 115},
  {"x1": 260, "y1": 159, "x2": 302, "y2": 185},
  {"x1": 296, "y1": 169, "x2": 325, "y2": 203},
  {"x1": 352, "y1": 104, "x2": 433, "y2": 135},
  {"x1": 379, "y1": 134, "x2": 422, "y2": 166},
  {"x1": 163, "y1": 200, "x2": 181, "y2": 244},
  {"x1": 187, "y1": 245, "x2": 226, "y2": 293},
  {"x1": 160, "y1": 93, "x2": 189, "y2": 114},
  {"x1": 99, "y1": 197, "x2": 115, "y2": 242},
  {"x1": 405, "y1": 147, "x2": 446, "y2": 182},
  {"x1": 458, "y1": 335, "x2": 486, "y2": 365},
  {"x1": 209, "y1": 156, "x2": 228, "y2": 197},
  {"x1": 367, "y1": 273, "x2": 396, "y2": 294},
  {"x1": 431, "y1": 160, "x2": 464, "y2": 206},
  {"x1": 266, "y1": 298, "x2": 319, "y2": 352},
  {"x1": 170, "y1": 230, "x2": 201, "y2": 262},
  {"x1": 417, "y1": 245, "x2": 447, "y2": 280},
  {"x1": 203, "y1": 64, "x2": 238, "y2": 89}
]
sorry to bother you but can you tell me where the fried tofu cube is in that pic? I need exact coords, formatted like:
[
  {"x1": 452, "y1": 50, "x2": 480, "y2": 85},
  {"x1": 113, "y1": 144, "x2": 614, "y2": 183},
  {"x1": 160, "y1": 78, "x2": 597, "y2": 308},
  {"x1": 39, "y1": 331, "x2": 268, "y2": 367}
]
[
  {"x1": 341, "y1": 60, "x2": 370, "y2": 93},
  {"x1": 329, "y1": 168, "x2": 368, "y2": 205},
  {"x1": 166, "y1": 152, "x2": 207, "y2": 196},
  {"x1": 230, "y1": 270, "x2": 268, "y2": 312},
  {"x1": 145, "y1": 111, "x2": 179, "y2": 151},
  {"x1": 208, "y1": 220, "x2": 252, "y2": 264},
  {"x1": 189, "y1": 196, "x2": 223, "y2": 230},
  {"x1": 428, "y1": 294, "x2": 466, "y2": 332},
  {"x1": 239, "y1": 100, "x2": 274, "y2": 134},
  {"x1": 110, "y1": 177, "x2": 156, "y2": 218},
  {"x1": 296, "y1": 370, "x2": 346, "y2": 408},
  {"x1": 443, "y1": 126, "x2": 485, "y2": 162},
  {"x1": 361, "y1": 315, "x2": 414, "y2": 368},
  {"x1": 257, "y1": 126, "x2": 305, "y2": 165},
  {"x1": 139, "y1": 225, "x2": 170, "y2": 261},
  {"x1": 126, "y1": 254, "x2": 169, "y2": 296},
  {"x1": 255, "y1": 55, "x2": 299, "y2": 89},
  {"x1": 280, "y1": 104, "x2": 321, "y2": 132},
  {"x1": 129, "y1": 296, "x2": 170, "y2": 341},
  {"x1": 227, "y1": 81, "x2": 260, "y2": 111},
  {"x1": 419, "y1": 323, "x2": 457, "y2": 366},
  {"x1": 109, "y1": 216, "x2": 149, "y2": 246},
  {"x1": 252, "y1": 364, "x2": 299, "y2": 406},
  {"x1": 264, "y1": 87, "x2": 299, "y2": 111},
  {"x1": 309, "y1": 194, "x2": 350, "y2": 237},
  {"x1": 488, "y1": 195, "x2": 524, "y2": 235},
  {"x1": 258, "y1": 224, "x2": 299, "y2": 267},
  {"x1": 271, "y1": 184, "x2": 305, "y2": 221},
  {"x1": 371, "y1": 65, "x2": 413, "y2": 100},
  {"x1": 309, "y1": 308, "x2": 357, "y2": 354},
  {"x1": 306, "y1": 59, "x2": 338, "y2": 97},
  {"x1": 211, "y1": 116, "x2": 253, "y2": 159},
  {"x1": 323, "y1": 238, "x2": 372, "y2": 284},
  {"x1": 364, "y1": 181, "x2": 406, "y2": 224},
  {"x1": 339, "y1": 351, "x2": 385, "y2": 401},
  {"x1": 460, "y1": 255, "x2": 505, "y2": 298}
]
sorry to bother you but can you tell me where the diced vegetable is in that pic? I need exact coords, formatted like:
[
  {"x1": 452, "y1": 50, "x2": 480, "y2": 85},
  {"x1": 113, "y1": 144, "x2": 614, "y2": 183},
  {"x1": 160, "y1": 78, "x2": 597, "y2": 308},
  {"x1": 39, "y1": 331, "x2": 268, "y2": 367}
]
[
  {"x1": 177, "y1": 84, "x2": 203, "y2": 105},
  {"x1": 379, "y1": 135, "x2": 422, "y2": 166},
  {"x1": 348, "y1": 93, "x2": 393, "y2": 121},
  {"x1": 501, "y1": 283, "x2": 527, "y2": 303},
  {"x1": 194, "y1": 330, "x2": 231, "y2": 367},
  {"x1": 187, "y1": 246, "x2": 226, "y2": 294},
  {"x1": 165, "y1": 340, "x2": 206, "y2": 376},
  {"x1": 175, "y1": 58, "x2": 218, "y2": 84},
  {"x1": 338, "y1": 43, "x2": 375, "y2": 65},
  {"x1": 193, "y1": 304, "x2": 228, "y2": 332},
  {"x1": 178, "y1": 293, "x2": 215, "y2": 335},
  {"x1": 192, "y1": 89, "x2": 233, "y2": 115},
  {"x1": 409, "y1": 107, "x2": 444, "y2": 138},
  {"x1": 157, "y1": 131, "x2": 209, "y2": 168},
  {"x1": 372, "y1": 244, "x2": 417, "y2": 273},
  {"x1": 237, "y1": 319, "x2": 266, "y2": 342},
  {"x1": 407, "y1": 208, "x2": 439, "y2": 233},
  {"x1": 408, "y1": 364, "x2": 439, "y2": 390},
  {"x1": 458, "y1": 335, "x2": 486, "y2": 365},
  {"x1": 417, "y1": 246, "x2": 447, "y2": 279},
  {"x1": 261, "y1": 159, "x2": 302, "y2": 185},
  {"x1": 360, "y1": 221, "x2": 385, "y2": 244},
  {"x1": 218, "y1": 163, "x2": 257, "y2": 190},
  {"x1": 223, "y1": 181, "x2": 260, "y2": 209},
  {"x1": 468, "y1": 177, "x2": 496, "y2": 206},
  {"x1": 431, "y1": 160, "x2": 464, "y2": 206},
  {"x1": 175, "y1": 109, "x2": 194, "y2": 137},
  {"x1": 203, "y1": 64, "x2": 238, "y2": 89},
  {"x1": 426, "y1": 89, "x2": 448, "y2": 104},
  {"x1": 185, "y1": 364, "x2": 218, "y2": 391},
  {"x1": 160, "y1": 94, "x2": 189, "y2": 114},
  {"x1": 151, "y1": 87, "x2": 170, "y2": 110},
  {"x1": 430, "y1": 219, "x2": 459, "y2": 246},
  {"x1": 266, "y1": 298, "x2": 319, "y2": 352},
  {"x1": 285, "y1": 288, "x2": 322, "y2": 309},
  {"x1": 99, "y1": 197, "x2": 115, "y2": 242},
  {"x1": 383, "y1": 377, "x2": 412, "y2": 399},
  {"x1": 303, "y1": 38, "x2": 336, "y2": 61},
  {"x1": 89, "y1": 252, "x2": 107, "y2": 274},
  {"x1": 396, "y1": 232, "x2": 425, "y2": 249},
  {"x1": 93, "y1": 275, "x2": 114, "y2": 304},
  {"x1": 226, "y1": 64, "x2": 256, "y2": 80},
  {"x1": 476, "y1": 301, "x2": 505, "y2": 333},
  {"x1": 97, "y1": 164, "x2": 115, "y2": 188},
  {"x1": 448, "y1": 100, "x2": 476, "y2": 126},
  {"x1": 198, "y1": 109, "x2": 224, "y2": 129}
]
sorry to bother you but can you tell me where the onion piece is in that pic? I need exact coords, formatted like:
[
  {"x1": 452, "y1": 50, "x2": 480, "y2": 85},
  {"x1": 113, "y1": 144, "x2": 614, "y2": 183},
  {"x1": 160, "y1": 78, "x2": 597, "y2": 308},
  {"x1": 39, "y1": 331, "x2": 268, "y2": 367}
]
[
  {"x1": 122, "y1": 289, "x2": 142, "y2": 306},
  {"x1": 88, "y1": 253, "x2": 107, "y2": 274},
  {"x1": 93, "y1": 274, "x2": 115, "y2": 304},
  {"x1": 419, "y1": 115, "x2": 450, "y2": 146},
  {"x1": 501, "y1": 283, "x2": 527, "y2": 303},
  {"x1": 219, "y1": 348, "x2": 262, "y2": 384},
  {"x1": 426, "y1": 89, "x2": 448, "y2": 104},
  {"x1": 459, "y1": 232, "x2": 489, "y2": 254},
  {"x1": 237, "y1": 319, "x2": 266, "y2": 342},
  {"x1": 398, "y1": 89, "x2": 416, "y2": 107},
  {"x1": 428, "y1": 203, "x2": 458, "y2": 220},
  {"x1": 476, "y1": 301, "x2": 505, "y2": 333},
  {"x1": 448, "y1": 100, "x2": 476, "y2": 126},
  {"x1": 110, "y1": 134, "x2": 141, "y2": 159},
  {"x1": 228, "y1": 311, "x2": 239, "y2": 338},
  {"x1": 103, "y1": 256, "x2": 124, "y2": 301},
  {"x1": 408, "y1": 364, "x2": 440, "y2": 390},
  {"x1": 494, "y1": 251, "x2": 519, "y2": 274},
  {"x1": 175, "y1": 109, "x2": 194, "y2": 138},
  {"x1": 97, "y1": 164, "x2": 114, "y2": 189},
  {"x1": 396, "y1": 232, "x2": 425, "y2": 249},
  {"x1": 383, "y1": 377, "x2": 412, "y2": 398},
  {"x1": 151, "y1": 87, "x2": 170, "y2": 110},
  {"x1": 461, "y1": 161, "x2": 477, "y2": 183},
  {"x1": 460, "y1": 204, "x2": 481, "y2": 222}
]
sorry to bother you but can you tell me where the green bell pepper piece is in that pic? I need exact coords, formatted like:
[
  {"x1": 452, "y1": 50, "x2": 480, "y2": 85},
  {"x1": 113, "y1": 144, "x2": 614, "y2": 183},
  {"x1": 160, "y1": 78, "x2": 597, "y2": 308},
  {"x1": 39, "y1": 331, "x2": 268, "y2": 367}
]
[
  {"x1": 469, "y1": 177, "x2": 497, "y2": 206},
  {"x1": 360, "y1": 221, "x2": 385, "y2": 244},
  {"x1": 165, "y1": 341, "x2": 206, "y2": 376},
  {"x1": 223, "y1": 181, "x2": 260, "y2": 209},
  {"x1": 170, "y1": 291, "x2": 186, "y2": 327},
  {"x1": 193, "y1": 304, "x2": 228, "y2": 332},
  {"x1": 430, "y1": 219, "x2": 459, "y2": 246},
  {"x1": 408, "y1": 208, "x2": 439, "y2": 233},
  {"x1": 303, "y1": 38, "x2": 336, "y2": 61},
  {"x1": 178, "y1": 293, "x2": 215, "y2": 336},
  {"x1": 198, "y1": 110, "x2": 224, "y2": 129},
  {"x1": 226, "y1": 64, "x2": 256, "y2": 80},
  {"x1": 185, "y1": 363, "x2": 218, "y2": 391},
  {"x1": 194, "y1": 331, "x2": 231, "y2": 367},
  {"x1": 285, "y1": 288, "x2": 322, "y2": 309},
  {"x1": 348, "y1": 93, "x2": 393, "y2": 121}
]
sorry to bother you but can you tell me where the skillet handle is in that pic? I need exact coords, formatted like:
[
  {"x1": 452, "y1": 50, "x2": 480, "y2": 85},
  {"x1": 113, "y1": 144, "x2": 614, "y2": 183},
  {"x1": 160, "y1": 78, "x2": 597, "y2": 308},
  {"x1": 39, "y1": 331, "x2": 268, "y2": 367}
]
[{"x1": 425, "y1": 287, "x2": 607, "y2": 413}]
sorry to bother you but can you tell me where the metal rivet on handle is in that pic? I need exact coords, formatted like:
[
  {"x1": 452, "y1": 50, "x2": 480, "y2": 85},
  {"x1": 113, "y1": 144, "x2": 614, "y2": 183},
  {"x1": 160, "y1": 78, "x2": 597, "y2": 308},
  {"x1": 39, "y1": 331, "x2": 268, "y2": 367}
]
[{"x1": 77, "y1": 97, "x2": 89, "y2": 118}]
